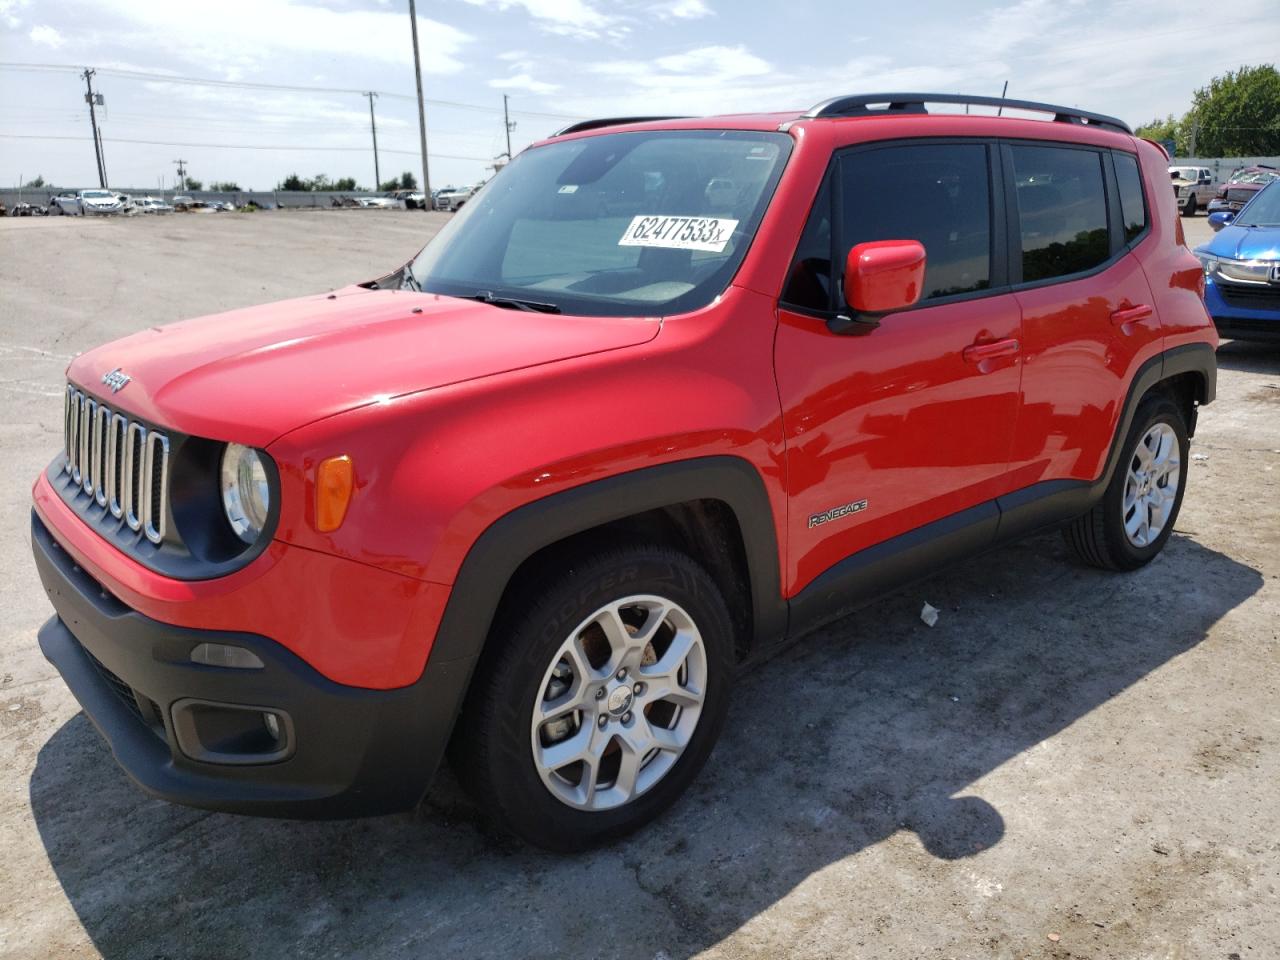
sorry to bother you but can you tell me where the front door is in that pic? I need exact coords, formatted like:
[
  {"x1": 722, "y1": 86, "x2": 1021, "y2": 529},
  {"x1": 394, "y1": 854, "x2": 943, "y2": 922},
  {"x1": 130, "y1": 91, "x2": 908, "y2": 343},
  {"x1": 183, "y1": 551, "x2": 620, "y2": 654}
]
[{"x1": 774, "y1": 140, "x2": 1022, "y2": 596}]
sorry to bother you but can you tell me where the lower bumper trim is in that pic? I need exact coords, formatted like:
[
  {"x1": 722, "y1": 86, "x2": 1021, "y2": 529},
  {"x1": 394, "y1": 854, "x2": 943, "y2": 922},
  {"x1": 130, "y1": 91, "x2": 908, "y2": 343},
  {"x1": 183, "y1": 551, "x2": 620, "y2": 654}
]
[{"x1": 33, "y1": 509, "x2": 476, "y2": 819}]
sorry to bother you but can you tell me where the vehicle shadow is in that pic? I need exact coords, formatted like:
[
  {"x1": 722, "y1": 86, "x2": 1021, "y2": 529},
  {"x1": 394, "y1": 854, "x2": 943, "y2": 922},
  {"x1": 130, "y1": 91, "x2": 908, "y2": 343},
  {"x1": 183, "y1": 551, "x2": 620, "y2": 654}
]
[
  {"x1": 1215, "y1": 339, "x2": 1280, "y2": 373},
  {"x1": 30, "y1": 532, "x2": 1261, "y2": 960}
]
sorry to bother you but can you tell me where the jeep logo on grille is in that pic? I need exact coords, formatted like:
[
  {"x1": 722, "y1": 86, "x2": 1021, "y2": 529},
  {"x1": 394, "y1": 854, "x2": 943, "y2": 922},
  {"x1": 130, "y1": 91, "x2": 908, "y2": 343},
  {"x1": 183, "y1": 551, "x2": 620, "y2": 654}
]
[{"x1": 101, "y1": 368, "x2": 131, "y2": 393}]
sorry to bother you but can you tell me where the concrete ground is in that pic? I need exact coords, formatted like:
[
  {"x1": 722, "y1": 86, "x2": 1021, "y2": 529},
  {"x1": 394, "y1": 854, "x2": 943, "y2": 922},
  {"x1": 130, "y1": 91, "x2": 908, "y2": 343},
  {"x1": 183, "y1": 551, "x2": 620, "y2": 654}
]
[{"x1": 0, "y1": 211, "x2": 1277, "y2": 960}]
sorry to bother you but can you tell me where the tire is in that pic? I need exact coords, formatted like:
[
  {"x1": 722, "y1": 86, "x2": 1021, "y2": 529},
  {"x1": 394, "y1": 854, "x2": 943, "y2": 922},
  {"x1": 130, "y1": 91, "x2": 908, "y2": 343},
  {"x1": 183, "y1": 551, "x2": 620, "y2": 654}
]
[
  {"x1": 1181, "y1": 194, "x2": 1197, "y2": 216},
  {"x1": 1063, "y1": 391, "x2": 1189, "y2": 571},
  {"x1": 451, "y1": 545, "x2": 735, "y2": 851}
]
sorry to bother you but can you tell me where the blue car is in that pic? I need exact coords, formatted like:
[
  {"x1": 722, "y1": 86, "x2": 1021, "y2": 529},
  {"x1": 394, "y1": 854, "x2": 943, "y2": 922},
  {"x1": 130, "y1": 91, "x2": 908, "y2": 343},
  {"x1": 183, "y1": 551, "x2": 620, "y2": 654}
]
[{"x1": 1196, "y1": 181, "x2": 1280, "y2": 342}]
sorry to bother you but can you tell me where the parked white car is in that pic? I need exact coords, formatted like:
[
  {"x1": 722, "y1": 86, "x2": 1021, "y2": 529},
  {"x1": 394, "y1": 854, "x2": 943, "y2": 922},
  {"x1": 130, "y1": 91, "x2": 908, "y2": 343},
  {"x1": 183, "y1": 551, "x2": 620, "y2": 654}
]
[
  {"x1": 71, "y1": 189, "x2": 125, "y2": 216},
  {"x1": 435, "y1": 182, "x2": 482, "y2": 212},
  {"x1": 357, "y1": 196, "x2": 404, "y2": 209},
  {"x1": 1169, "y1": 166, "x2": 1218, "y2": 216},
  {"x1": 136, "y1": 197, "x2": 175, "y2": 214}
]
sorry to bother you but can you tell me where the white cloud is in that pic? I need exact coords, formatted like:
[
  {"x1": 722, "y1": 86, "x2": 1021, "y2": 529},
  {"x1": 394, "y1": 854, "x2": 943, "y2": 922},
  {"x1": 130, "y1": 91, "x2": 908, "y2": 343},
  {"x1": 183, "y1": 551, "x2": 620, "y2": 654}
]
[
  {"x1": 590, "y1": 44, "x2": 771, "y2": 85},
  {"x1": 27, "y1": 23, "x2": 64, "y2": 47},
  {"x1": 0, "y1": 0, "x2": 30, "y2": 29},
  {"x1": 654, "y1": 0, "x2": 711, "y2": 19},
  {"x1": 90, "y1": 0, "x2": 472, "y2": 74},
  {"x1": 458, "y1": 0, "x2": 615, "y2": 39},
  {"x1": 489, "y1": 72, "x2": 559, "y2": 94}
]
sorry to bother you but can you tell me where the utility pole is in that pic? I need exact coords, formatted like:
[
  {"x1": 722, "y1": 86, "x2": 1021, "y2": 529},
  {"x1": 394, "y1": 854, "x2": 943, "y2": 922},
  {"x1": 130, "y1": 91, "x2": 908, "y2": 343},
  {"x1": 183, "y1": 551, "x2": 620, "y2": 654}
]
[
  {"x1": 173, "y1": 159, "x2": 188, "y2": 192},
  {"x1": 407, "y1": 0, "x2": 431, "y2": 197},
  {"x1": 364, "y1": 91, "x2": 381, "y2": 190},
  {"x1": 503, "y1": 94, "x2": 515, "y2": 161},
  {"x1": 81, "y1": 68, "x2": 107, "y2": 188}
]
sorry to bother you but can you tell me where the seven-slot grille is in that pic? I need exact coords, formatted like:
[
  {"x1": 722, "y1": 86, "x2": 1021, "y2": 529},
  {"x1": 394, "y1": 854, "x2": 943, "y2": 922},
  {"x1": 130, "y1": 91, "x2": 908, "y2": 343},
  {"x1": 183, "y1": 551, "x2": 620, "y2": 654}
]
[
  {"x1": 63, "y1": 384, "x2": 170, "y2": 544},
  {"x1": 1226, "y1": 188, "x2": 1254, "y2": 205}
]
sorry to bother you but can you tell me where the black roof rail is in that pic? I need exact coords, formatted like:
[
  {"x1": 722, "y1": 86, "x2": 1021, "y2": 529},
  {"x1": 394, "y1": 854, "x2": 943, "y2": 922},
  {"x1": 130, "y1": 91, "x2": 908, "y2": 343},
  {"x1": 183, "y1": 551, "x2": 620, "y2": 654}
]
[
  {"x1": 552, "y1": 116, "x2": 690, "y2": 137},
  {"x1": 797, "y1": 93, "x2": 1132, "y2": 135}
]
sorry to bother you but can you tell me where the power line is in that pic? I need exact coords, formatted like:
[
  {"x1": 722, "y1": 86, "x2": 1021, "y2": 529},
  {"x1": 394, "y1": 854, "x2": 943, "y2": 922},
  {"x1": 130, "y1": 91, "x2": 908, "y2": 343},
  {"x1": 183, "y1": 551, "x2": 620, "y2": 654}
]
[
  {"x1": 0, "y1": 132, "x2": 492, "y2": 160},
  {"x1": 0, "y1": 61, "x2": 587, "y2": 121}
]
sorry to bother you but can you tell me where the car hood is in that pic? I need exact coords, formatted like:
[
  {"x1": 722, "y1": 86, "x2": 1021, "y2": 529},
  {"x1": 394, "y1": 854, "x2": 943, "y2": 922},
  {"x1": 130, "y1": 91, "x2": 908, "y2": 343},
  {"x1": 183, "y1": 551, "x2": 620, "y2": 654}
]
[
  {"x1": 1201, "y1": 223, "x2": 1280, "y2": 261},
  {"x1": 67, "y1": 286, "x2": 661, "y2": 447}
]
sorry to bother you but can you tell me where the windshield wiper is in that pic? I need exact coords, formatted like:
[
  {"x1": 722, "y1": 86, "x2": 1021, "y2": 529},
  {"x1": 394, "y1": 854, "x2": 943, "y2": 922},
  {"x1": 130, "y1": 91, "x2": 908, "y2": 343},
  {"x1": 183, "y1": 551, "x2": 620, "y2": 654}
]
[
  {"x1": 399, "y1": 268, "x2": 421, "y2": 292},
  {"x1": 462, "y1": 290, "x2": 562, "y2": 314}
]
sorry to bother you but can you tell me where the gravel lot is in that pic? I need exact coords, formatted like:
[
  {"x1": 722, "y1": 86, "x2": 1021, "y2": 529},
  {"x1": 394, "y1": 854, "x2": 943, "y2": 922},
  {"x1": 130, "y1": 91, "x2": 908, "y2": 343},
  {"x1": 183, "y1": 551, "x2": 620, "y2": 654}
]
[{"x1": 1, "y1": 211, "x2": 1277, "y2": 960}]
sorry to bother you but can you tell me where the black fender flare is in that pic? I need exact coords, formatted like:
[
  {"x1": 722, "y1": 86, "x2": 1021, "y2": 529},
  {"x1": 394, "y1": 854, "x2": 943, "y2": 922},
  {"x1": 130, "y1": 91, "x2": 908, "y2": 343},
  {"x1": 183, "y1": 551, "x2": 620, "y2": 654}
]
[
  {"x1": 428, "y1": 455, "x2": 787, "y2": 666},
  {"x1": 1095, "y1": 341, "x2": 1215, "y2": 497}
]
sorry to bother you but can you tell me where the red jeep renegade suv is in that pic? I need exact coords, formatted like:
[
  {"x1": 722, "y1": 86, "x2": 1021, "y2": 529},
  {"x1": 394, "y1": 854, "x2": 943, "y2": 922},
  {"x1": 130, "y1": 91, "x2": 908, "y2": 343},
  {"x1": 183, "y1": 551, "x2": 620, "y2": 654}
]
[{"x1": 32, "y1": 93, "x2": 1217, "y2": 850}]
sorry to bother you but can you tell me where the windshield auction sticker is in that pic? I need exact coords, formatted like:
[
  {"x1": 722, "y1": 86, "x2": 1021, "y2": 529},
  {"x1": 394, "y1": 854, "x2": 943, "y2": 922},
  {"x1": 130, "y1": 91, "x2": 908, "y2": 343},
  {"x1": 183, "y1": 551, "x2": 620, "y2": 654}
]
[{"x1": 618, "y1": 215, "x2": 739, "y2": 253}]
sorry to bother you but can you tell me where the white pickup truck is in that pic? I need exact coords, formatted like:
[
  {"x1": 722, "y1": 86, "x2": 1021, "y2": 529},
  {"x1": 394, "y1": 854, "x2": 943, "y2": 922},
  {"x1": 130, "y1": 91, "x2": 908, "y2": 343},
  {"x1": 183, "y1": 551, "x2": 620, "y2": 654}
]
[{"x1": 1169, "y1": 165, "x2": 1217, "y2": 216}]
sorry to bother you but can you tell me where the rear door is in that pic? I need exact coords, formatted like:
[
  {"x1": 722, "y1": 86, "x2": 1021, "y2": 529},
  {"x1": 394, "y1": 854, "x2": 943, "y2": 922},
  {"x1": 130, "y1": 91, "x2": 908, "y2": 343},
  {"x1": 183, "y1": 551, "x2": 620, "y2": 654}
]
[
  {"x1": 1003, "y1": 142, "x2": 1161, "y2": 492},
  {"x1": 774, "y1": 140, "x2": 1023, "y2": 594}
]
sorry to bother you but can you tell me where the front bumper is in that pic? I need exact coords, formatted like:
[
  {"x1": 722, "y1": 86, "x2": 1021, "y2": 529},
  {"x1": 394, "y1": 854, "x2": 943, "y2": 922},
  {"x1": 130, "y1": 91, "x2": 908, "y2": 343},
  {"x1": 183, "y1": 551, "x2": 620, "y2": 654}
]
[
  {"x1": 1207, "y1": 198, "x2": 1245, "y2": 214},
  {"x1": 1204, "y1": 279, "x2": 1280, "y2": 343},
  {"x1": 33, "y1": 511, "x2": 476, "y2": 818}
]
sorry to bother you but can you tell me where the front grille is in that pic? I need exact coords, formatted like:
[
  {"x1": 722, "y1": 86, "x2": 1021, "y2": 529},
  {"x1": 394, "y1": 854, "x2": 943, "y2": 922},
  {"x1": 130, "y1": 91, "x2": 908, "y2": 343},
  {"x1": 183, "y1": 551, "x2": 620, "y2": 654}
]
[
  {"x1": 82, "y1": 645, "x2": 167, "y2": 739},
  {"x1": 1218, "y1": 283, "x2": 1280, "y2": 311},
  {"x1": 63, "y1": 385, "x2": 170, "y2": 544},
  {"x1": 83, "y1": 645, "x2": 145, "y2": 724},
  {"x1": 1226, "y1": 188, "x2": 1255, "y2": 204}
]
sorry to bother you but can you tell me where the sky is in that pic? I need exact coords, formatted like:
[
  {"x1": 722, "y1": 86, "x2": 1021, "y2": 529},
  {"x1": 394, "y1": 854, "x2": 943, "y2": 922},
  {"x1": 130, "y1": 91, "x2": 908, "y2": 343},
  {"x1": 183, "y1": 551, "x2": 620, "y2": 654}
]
[{"x1": 0, "y1": 0, "x2": 1278, "y2": 193}]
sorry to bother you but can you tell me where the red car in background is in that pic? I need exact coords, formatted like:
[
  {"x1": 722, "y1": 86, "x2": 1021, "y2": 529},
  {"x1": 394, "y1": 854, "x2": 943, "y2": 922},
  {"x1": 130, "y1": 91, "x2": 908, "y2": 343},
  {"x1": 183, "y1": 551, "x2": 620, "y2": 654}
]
[{"x1": 1207, "y1": 164, "x2": 1280, "y2": 214}]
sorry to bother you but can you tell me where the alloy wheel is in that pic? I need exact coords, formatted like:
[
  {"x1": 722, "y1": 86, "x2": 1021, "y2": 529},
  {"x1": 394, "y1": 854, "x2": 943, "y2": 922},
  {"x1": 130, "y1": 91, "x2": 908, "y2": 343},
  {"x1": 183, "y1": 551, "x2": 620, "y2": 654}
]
[
  {"x1": 529, "y1": 595, "x2": 707, "y2": 811},
  {"x1": 1123, "y1": 422, "x2": 1181, "y2": 547}
]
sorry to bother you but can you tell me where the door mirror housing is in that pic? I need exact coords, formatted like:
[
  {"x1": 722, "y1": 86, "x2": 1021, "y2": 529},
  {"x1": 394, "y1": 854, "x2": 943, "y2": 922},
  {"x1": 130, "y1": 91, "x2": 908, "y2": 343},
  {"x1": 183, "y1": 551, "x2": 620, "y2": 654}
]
[
  {"x1": 1208, "y1": 211, "x2": 1234, "y2": 232},
  {"x1": 843, "y1": 240, "x2": 926, "y2": 316}
]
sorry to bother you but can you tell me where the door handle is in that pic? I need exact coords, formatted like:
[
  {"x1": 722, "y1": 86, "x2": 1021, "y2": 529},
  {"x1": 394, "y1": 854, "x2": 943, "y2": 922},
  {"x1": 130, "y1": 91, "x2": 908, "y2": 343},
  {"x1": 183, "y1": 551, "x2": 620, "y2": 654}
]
[
  {"x1": 962, "y1": 338, "x2": 1020, "y2": 364},
  {"x1": 1110, "y1": 304, "x2": 1153, "y2": 326}
]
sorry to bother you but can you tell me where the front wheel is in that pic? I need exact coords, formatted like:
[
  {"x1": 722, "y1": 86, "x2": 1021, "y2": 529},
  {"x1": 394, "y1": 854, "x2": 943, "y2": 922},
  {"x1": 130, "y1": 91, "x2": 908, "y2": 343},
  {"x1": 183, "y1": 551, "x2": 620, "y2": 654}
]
[
  {"x1": 1064, "y1": 392, "x2": 1188, "y2": 570},
  {"x1": 1181, "y1": 194, "x2": 1197, "y2": 216},
  {"x1": 451, "y1": 546, "x2": 734, "y2": 850}
]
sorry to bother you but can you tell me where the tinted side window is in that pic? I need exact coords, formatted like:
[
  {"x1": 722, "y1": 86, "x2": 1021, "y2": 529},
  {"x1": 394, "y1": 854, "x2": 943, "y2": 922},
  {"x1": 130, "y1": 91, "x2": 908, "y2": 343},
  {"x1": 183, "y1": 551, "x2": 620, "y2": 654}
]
[
  {"x1": 1114, "y1": 152, "x2": 1147, "y2": 244},
  {"x1": 781, "y1": 178, "x2": 832, "y2": 311},
  {"x1": 1010, "y1": 145, "x2": 1109, "y2": 282},
  {"x1": 839, "y1": 143, "x2": 991, "y2": 300}
]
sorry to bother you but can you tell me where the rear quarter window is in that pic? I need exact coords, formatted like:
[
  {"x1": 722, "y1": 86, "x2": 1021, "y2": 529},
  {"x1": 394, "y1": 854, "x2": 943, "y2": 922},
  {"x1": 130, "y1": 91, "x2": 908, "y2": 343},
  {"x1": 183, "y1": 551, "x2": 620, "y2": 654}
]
[{"x1": 1113, "y1": 153, "x2": 1148, "y2": 244}]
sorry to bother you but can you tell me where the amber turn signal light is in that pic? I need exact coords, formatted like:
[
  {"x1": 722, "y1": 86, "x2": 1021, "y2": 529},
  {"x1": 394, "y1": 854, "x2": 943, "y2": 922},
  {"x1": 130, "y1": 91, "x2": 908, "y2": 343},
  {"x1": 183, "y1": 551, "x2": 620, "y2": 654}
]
[{"x1": 315, "y1": 455, "x2": 354, "y2": 532}]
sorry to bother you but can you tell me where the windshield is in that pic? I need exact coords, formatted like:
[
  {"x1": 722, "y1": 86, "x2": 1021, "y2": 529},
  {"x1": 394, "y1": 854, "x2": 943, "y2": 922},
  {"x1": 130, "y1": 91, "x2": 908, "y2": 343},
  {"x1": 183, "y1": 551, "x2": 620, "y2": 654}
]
[
  {"x1": 1238, "y1": 182, "x2": 1280, "y2": 226},
  {"x1": 410, "y1": 130, "x2": 792, "y2": 317},
  {"x1": 82, "y1": 190, "x2": 113, "y2": 198},
  {"x1": 1231, "y1": 169, "x2": 1279, "y2": 185}
]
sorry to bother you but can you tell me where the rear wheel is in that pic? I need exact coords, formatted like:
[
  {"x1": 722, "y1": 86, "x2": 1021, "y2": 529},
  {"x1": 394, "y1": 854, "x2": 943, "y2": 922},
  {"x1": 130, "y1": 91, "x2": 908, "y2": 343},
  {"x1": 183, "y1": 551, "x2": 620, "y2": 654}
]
[
  {"x1": 1064, "y1": 392, "x2": 1188, "y2": 570},
  {"x1": 451, "y1": 546, "x2": 734, "y2": 850}
]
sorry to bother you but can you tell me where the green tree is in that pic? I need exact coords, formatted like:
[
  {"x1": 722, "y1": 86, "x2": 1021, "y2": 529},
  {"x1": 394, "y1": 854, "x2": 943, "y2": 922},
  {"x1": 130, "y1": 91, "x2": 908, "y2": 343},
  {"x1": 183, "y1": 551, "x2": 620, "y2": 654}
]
[
  {"x1": 331, "y1": 176, "x2": 358, "y2": 191},
  {"x1": 184, "y1": 177, "x2": 203, "y2": 191},
  {"x1": 278, "y1": 173, "x2": 306, "y2": 191},
  {"x1": 1135, "y1": 114, "x2": 1183, "y2": 152},
  {"x1": 209, "y1": 180, "x2": 241, "y2": 191},
  {"x1": 23, "y1": 174, "x2": 46, "y2": 188},
  {"x1": 379, "y1": 171, "x2": 418, "y2": 191},
  {"x1": 1184, "y1": 64, "x2": 1280, "y2": 156}
]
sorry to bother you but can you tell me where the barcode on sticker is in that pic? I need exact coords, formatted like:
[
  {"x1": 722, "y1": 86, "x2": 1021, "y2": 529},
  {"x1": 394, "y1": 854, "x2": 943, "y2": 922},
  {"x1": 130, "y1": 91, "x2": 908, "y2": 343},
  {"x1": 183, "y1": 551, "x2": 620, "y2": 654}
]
[{"x1": 618, "y1": 215, "x2": 739, "y2": 253}]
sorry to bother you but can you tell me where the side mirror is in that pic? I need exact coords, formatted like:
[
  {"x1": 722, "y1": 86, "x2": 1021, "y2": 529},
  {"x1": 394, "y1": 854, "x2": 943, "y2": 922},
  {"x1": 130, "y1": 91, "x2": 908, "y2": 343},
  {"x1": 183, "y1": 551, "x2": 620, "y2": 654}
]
[
  {"x1": 830, "y1": 240, "x2": 925, "y2": 334},
  {"x1": 1208, "y1": 211, "x2": 1234, "y2": 232}
]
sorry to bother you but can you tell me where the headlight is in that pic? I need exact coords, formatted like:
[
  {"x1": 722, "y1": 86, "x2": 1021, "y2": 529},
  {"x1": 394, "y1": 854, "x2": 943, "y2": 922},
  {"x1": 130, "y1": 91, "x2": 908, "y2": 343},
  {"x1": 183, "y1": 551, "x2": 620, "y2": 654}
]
[
  {"x1": 1196, "y1": 253, "x2": 1218, "y2": 277},
  {"x1": 220, "y1": 443, "x2": 271, "y2": 544}
]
